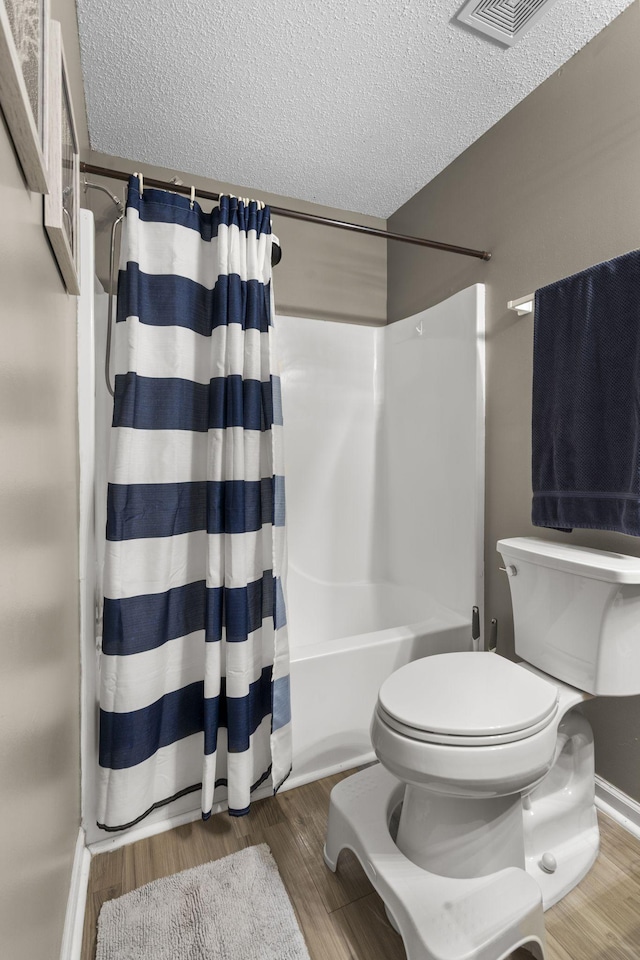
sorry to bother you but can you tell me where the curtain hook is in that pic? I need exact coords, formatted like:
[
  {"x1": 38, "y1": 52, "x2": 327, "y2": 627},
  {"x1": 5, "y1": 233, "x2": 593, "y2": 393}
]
[
  {"x1": 135, "y1": 171, "x2": 144, "y2": 196},
  {"x1": 190, "y1": 185, "x2": 196, "y2": 210}
]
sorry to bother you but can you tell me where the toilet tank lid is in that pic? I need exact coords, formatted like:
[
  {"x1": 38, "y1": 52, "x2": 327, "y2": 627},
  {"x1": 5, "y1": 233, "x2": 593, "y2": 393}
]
[{"x1": 497, "y1": 537, "x2": 640, "y2": 584}]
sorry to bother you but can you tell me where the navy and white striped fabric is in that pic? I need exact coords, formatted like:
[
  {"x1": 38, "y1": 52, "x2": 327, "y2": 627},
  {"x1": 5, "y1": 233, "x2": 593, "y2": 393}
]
[{"x1": 97, "y1": 177, "x2": 292, "y2": 831}]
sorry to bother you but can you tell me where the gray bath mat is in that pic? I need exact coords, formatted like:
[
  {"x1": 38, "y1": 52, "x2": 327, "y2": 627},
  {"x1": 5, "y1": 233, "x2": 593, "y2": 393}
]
[{"x1": 96, "y1": 843, "x2": 311, "y2": 960}]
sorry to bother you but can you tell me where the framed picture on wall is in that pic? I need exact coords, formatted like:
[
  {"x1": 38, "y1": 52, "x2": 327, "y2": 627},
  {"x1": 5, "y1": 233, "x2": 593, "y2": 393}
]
[
  {"x1": 0, "y1": 0, "x2": 49, "y2": 193},
  {"x1": 44, "y1": 20, "x2": 80, "y2": 295}
]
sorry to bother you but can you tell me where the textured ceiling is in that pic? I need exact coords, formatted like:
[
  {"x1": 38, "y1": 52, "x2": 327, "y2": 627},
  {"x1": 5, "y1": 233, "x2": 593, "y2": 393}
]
[{"x1": 76, "y1": 0, "x2": 633, "y2": 218}]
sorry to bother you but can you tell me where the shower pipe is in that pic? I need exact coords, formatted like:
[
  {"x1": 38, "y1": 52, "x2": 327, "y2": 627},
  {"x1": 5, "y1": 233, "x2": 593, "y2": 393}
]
[
  {"x1": 80, "y1": 162, "x2": 493, "y2": 262},
  {"x1": 83, "y1": 178, "x2": 123, "y2": 397},
  {"x1": 104, "y1": 212, "x2": 123, "y2": 398}
]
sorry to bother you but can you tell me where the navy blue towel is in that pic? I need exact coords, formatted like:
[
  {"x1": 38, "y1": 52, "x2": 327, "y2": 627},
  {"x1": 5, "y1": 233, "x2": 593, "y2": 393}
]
[{"x1": 532, "y1": 249, "x2": 640, "y2": 535}]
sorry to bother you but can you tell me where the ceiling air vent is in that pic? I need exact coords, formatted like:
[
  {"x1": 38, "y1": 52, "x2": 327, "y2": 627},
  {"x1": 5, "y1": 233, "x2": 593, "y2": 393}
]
[{"x1": 456, "y1": 0, "x2": 561, "y2": 47}]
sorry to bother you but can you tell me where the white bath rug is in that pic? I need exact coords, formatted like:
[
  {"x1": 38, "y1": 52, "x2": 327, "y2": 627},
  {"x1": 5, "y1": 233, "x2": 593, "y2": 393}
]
[{"x1": 96, "y1": 843, "x2": 311, "y2": 960}]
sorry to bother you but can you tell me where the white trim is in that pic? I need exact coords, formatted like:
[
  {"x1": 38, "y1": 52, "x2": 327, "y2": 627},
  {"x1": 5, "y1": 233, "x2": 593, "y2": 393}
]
[
  {"x1": 88, "y1": 805, "x2": 203, "y2": 855},
  {"x1": 44, "y1": 21, "x2": 80, "y2": 294},
  {"x1": 282, "y1": 754, "x2": 374, "y2": 795},
  {"x1": 474, "y1": 284, "x2": 486, "y2": 651},
  {"x1": 0, "y1": 0, "x2": 50, "y2": 192},
  {"x1": 595, "y1": 775, "x2": 640, "y2": 841},
  {"x1": 59, "y1": 828, "x2": 91, "y2": 960},
  {"x1": 78, "y1": 211, "x2": 99, "y2": 844}
]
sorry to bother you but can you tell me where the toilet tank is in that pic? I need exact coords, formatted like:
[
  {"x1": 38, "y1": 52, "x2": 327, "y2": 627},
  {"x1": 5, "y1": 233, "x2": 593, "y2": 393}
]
[{"x1": 497, "y1": 537, "x2": 640, "y2": 696}]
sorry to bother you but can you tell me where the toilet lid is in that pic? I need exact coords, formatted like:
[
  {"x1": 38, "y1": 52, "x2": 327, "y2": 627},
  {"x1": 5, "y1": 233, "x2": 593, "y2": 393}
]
[{"x1": 377, "y1": 652, "x2": 558, "y2": 743}]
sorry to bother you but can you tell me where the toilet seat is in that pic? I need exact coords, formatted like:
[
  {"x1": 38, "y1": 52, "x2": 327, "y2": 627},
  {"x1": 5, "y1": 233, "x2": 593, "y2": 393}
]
[
  {"x1": 376, "y1": 702, "x2": 559, "y2": 746},
  {"x1": 377, "y1": 652, "x2": 559, "y2": 747}
]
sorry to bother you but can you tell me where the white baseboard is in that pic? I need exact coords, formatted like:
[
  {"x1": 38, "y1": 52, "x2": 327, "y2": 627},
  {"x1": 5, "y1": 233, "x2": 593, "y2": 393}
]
[
  {"x1": 281, "y1": 752, "x2": 375, "y2": 794},
  {"x1": 88, "y1": 805, "x2": 205, "y2": 855},
  {"x1": 59, "y1": 827, "x2": 92, "y2": 960},
  {"x1": 595, "y1": 775, "x2": 640, "y2": 841}
]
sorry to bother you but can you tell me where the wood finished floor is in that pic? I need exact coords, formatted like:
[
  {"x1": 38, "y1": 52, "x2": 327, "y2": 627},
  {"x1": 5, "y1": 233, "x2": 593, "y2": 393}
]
[{"x1": 82, "y1": 770, "x2": 640, "y2": 960}]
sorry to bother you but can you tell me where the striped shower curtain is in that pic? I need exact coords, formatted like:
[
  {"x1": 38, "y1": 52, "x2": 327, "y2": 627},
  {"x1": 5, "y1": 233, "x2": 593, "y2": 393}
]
[{"x1": 97, "y1": 177, "x2": 291, "y2": 831}]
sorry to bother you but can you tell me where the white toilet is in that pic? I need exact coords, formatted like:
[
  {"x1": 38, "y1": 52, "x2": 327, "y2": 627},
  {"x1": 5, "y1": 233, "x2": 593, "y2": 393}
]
[{"x1": 324, "y1": 537, "x2": 640, "y2": 960}]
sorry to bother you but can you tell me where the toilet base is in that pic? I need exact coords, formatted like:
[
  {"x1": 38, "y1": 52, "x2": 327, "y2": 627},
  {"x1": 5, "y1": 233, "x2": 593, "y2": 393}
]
[
  {"x1": 525, "y1": 828, "x2": 599, "y2": 911},
  {"x1": 396, "y1": 784, "x2": 526, "y2": 879},
  {"x1": 385, "y1": 707, "x2": 600, "y2": 906},
  {"x1": 522, "y1": 709, "x2": 599, "y2": 909},
  {"x1": 324, "y1": 764, "x2": 546, "y2": 960}
]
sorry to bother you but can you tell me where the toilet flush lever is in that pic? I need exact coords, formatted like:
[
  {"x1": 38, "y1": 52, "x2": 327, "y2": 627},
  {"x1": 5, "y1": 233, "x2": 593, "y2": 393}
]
[{"x1": 499, "y1": 564, "x2": 518, "y2": 576}]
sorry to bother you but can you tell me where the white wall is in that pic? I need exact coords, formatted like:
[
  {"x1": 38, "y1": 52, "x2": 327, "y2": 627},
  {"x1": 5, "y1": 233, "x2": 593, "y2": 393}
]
[
  {"x1": 382, "y1": 285, "x2": 485, "y2": 627},
  {"x1": 276, "y1": 286, "x2": 484, "y2": 637},
  {"x1": 277, "y1": 316, "x2": 381, "y2": 584}
]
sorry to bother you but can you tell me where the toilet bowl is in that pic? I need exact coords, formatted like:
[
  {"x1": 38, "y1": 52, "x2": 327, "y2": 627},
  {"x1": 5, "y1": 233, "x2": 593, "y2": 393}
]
[
  {"x1": 325, "y1": 538, "x2": 640, "y2": 959},
  {"x1": 371, "y1": 651, "x2": 594, "y2": 886},
  {"x1": 372, "y1": 652, "x2": 560, "y2": 798}
]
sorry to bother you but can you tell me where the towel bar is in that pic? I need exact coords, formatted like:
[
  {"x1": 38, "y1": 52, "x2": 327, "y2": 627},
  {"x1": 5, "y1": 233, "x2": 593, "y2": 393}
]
[{"x1": 508, "y1": 294, "x2": 534, "y2": 315}]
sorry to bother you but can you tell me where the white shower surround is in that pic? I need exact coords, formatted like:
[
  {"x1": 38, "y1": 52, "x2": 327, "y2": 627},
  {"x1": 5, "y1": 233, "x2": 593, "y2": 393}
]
[
  {"x1": 278, "y1": 290, "x2": 485, "y2": 788},
  {"x1": 78, "y1": 213, "x2": 484, "y2": 846}
]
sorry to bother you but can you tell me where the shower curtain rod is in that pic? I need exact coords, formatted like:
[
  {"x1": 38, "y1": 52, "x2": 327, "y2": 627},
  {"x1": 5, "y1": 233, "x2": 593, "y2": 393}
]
[{"x1": 80, "y1": 162, "x2": 492, "y2": 262}]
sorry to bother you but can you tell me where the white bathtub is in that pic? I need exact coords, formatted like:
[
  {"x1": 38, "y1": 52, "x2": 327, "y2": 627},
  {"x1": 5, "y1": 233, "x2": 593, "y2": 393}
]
[{"x1": 285, "y1": 568, "x2": 472, "y2": 789}]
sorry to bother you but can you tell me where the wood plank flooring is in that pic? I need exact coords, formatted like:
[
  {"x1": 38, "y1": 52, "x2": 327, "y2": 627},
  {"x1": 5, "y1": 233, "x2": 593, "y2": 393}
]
[{"x1": 82, "y1": 770, "x2": 640, "y2": 960}]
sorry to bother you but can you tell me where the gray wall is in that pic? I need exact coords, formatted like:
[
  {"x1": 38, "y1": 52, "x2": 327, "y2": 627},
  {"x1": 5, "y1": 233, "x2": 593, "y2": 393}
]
[
  {"x1": 83, "y1": 151, "x2": 387, "y2": 326},
  {"x1": 0, "y1": 4, "x2": 87, "y2": 957},
  {"x1": 0, "y1": 102, "x2": 81, "y2": 960},
  {"x1": 387, "y1": 1, "x2": 640, "y2": 801}
]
